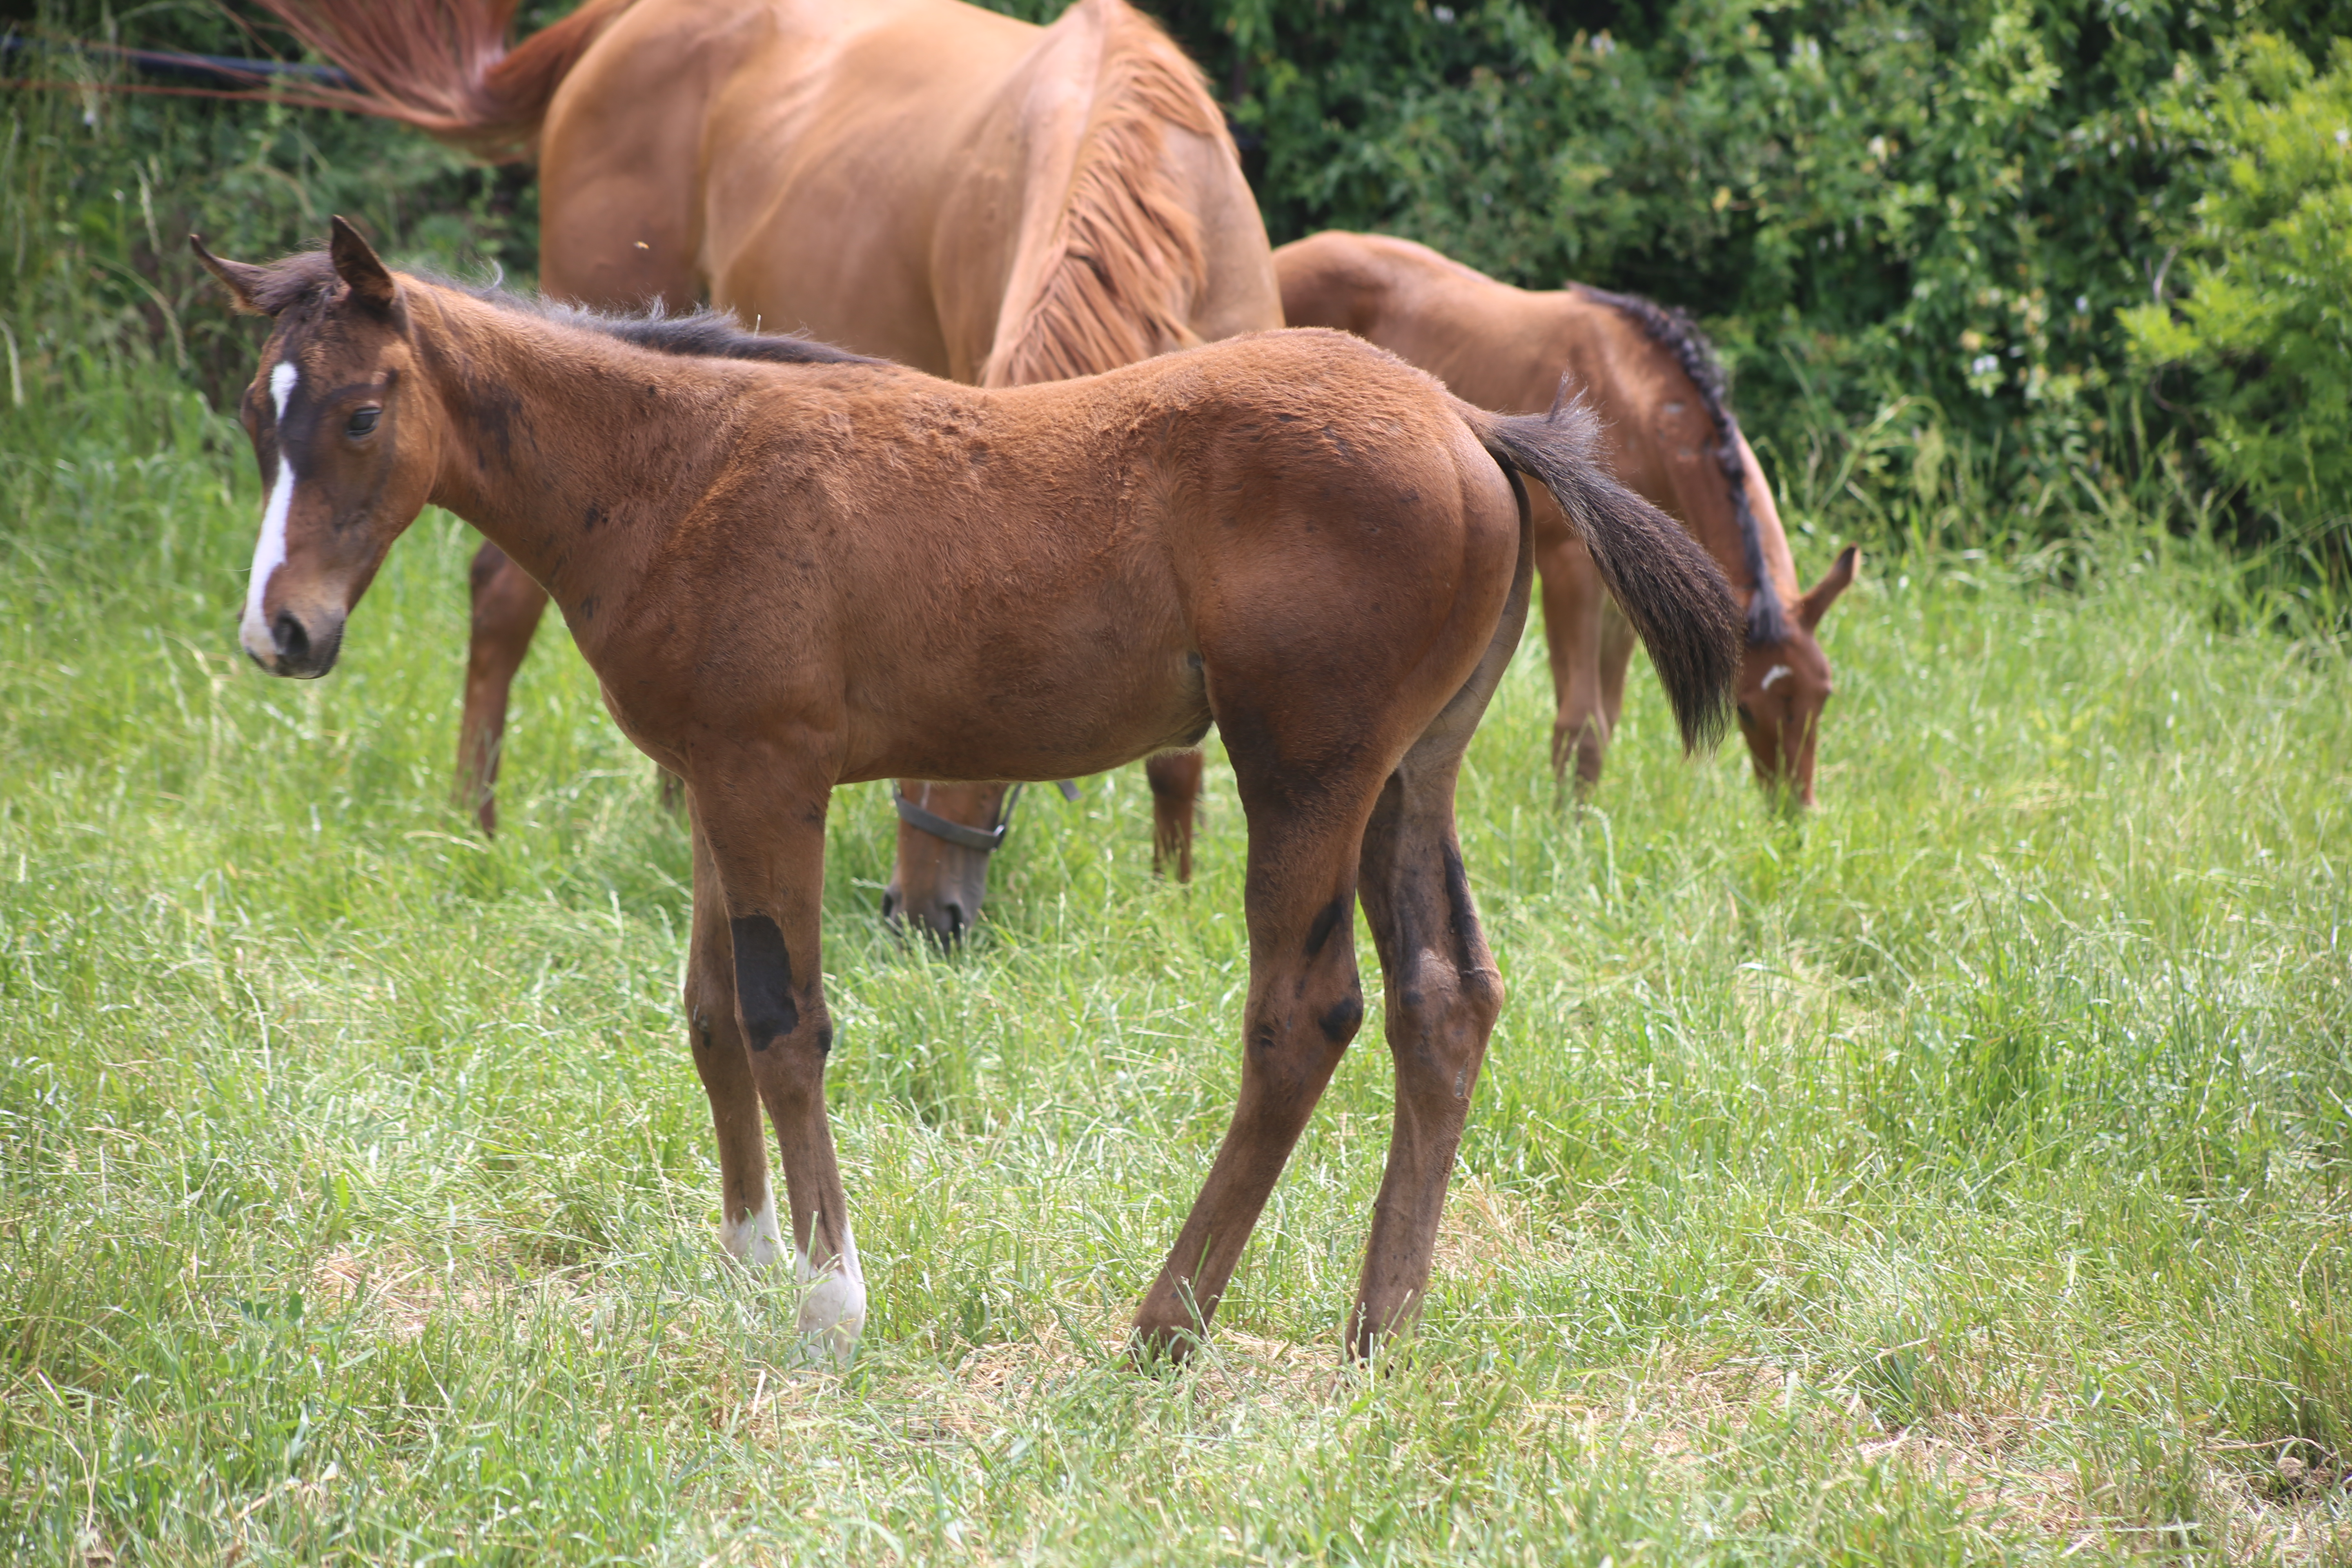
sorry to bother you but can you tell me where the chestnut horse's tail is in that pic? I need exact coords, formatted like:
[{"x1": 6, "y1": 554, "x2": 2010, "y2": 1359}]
[
  {"x1": 234, "y1": 0, "x2": 641, "y2": 160},
  {"x1": 1464, "y1": 396, "x2": 1742, "y2": 751}
]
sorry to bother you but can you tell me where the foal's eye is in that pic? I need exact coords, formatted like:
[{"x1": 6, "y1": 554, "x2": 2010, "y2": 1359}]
[{"x1": 347, "y1": 407, "x2": 381, "y2": 437}]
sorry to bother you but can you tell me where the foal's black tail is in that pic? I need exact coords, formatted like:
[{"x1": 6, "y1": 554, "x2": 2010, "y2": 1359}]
[{"x1": 1463, "y1": 394, "x2": 1742, "y2": 751}]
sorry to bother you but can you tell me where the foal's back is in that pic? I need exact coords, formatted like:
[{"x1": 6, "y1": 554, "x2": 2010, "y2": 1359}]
[{"x1": 632, "y1": 328, "x2": 1517, "y2": 788}]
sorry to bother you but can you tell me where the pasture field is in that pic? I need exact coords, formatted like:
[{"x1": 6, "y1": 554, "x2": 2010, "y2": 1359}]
[{"x1": 1, "y1": 376, "x2": 2348, "y2": 1565}]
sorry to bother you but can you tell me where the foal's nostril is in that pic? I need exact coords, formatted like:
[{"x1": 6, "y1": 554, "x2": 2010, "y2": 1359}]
[
  {"x1": 941, "y1": 902, "x2": 966, "y2": 944},
  {"x1": 880, "y1": 887, "x2": 902, "y2": 925},
  {"x1": 274, "y1": 610, "x2": 311, "y2": 666}
]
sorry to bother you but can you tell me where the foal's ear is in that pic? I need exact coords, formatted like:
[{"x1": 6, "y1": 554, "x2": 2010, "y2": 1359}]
[
  {"x1": 1798, "y1": 545, "x2": 1860, "y2": 630},
  {"x1": 328, "y1": 216, "x2": 398, "y2": 314},
  {"x1": 189, "y1": 234, "x2": 276, "y2": 316}
]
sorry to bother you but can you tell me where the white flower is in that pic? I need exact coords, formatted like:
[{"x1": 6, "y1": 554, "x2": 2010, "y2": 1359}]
[{"x1": 1970, "y1": 354, "x2": 2000, "y2": 377}]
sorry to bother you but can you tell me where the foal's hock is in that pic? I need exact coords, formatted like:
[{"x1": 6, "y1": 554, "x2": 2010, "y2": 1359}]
[{"x1": 200, "y1": 221, "x2": 1740, "y2": 1362}]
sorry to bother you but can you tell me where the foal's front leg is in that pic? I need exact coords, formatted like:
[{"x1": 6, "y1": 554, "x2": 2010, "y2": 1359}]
[
  {"x1": 683, "y1": 818, "x2": 783, "y2": 1266},
  {"x1": 691, "y1": 766, "x2": 864, "y2": 1363}
]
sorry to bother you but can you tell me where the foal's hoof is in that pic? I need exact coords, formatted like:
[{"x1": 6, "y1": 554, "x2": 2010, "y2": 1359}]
[
  {"x1": 797, "y1": 1272, "x2": 867, "y2": 1371},
  {"x1": 1125, "y1": 1321, "x2": 1206, "y2": 1373}
]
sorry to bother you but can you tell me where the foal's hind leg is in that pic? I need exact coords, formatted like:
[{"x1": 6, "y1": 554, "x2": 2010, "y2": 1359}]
[
  {"x1": 454, "y1": 541, "x2": 550, "y2": 835},
  {"x1": 1349, "y1": 512, "x2": 1534, "y2": 1356},
  {"x1": 1145, "y1": 749, "x2": 1203, "y2": 881},
  {"x1": 1130, "y1": 774, "x2": 1381, "y2": 1358}
]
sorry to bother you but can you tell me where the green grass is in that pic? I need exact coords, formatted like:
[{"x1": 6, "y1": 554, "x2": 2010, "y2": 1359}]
[{"x1": 2, "y1": 366, "x2": 2349, "y2": 1565}]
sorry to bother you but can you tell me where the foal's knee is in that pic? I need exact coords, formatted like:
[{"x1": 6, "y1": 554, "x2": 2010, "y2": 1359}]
[
  {"x1": 1390, "y1": 951, "x2": 1503, "y2": 1086},
  {"x1": 1239, "y1": 966, "x2": 1363, "y2": 1110}
]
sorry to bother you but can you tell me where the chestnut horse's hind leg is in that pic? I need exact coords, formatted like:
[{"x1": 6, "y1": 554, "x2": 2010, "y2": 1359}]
[
  {"x1": 1349, "y1": 507, "x2": 1533, "y2": 1356},
  {"x1": 684, "y1": 817, "x2": 784, "y2": 1267},
  {"x1": 1145, "y1": 748, "x2": 1203, "y2": 881},
  {"x1": 1596, "y1": 595, "x2": 1639, "y2": 751},
  {"x1": 693, "y1": 764, "x2": 864, "y2": 1364},
  {"x1": 455, "y1": 541, "x2": 550, "y2": 835},
  {"x1": 1535, "y1": 509, "x2": 1612, "y2": 796}
]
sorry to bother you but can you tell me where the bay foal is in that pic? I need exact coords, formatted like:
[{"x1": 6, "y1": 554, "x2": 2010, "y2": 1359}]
[
  {"x1": 202, "y1": 223, "x2": 1740, "y2": 1361},
  {"x1": 1278, "y1": 232, "x2": 1857, "y2": 805}
]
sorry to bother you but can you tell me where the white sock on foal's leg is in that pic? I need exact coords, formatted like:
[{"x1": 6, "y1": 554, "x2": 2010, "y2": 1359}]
[
  {"x1": 719, "y1": 1190, "x2": 786, "y2": 1267},
  {"x1": 720, "y1": 1190, "x2": 864, "y2": 1365}
]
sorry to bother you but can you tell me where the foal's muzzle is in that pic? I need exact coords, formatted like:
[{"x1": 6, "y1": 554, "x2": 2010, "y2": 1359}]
[{"x1": 243, "y1": 606, "x2": 345, "y2": 679}]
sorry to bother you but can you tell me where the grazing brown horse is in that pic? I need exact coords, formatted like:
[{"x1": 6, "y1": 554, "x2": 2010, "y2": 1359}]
[
  {"x1": 248, "y1": 0, "x2": 1281, "y2": 936},
  {"x1": 1277, "y1": 232, "x2": 1858, "y2": 806},
  {"x1": 198, "y1": 223, "x2": 1740, "y2": 1361}
]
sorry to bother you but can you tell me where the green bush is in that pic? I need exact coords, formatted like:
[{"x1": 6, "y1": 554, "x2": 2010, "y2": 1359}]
[
  {"x1": 1143, "y1": 0, "x2": 2351, "y2": 559},
  {"x1": 2123, "y1": 32, "x2": 2352, "y2": 579}
]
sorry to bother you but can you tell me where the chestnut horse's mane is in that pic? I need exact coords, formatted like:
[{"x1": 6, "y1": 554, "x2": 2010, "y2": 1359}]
[
  {"x1": 234, "y1": 0, "x2": 642, "y2": 161},
  {"x1": 1573, "y1": 285, "x2": 1789, "y2": 646},
  {"x1": 980, "y1": 7, "x2": 1224, "y2": 387},
  {"x1": 254, "y1": 251, "x2": 883, "y2": 367}
]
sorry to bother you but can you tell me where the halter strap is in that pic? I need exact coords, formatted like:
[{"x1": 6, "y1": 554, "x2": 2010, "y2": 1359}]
[{"x1": 893, "y1": 779, "x2": 1080, "y2": 855}]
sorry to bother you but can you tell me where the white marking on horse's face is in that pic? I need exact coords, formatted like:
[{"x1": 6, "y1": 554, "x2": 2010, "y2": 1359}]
[
  {"x1": 1760, "y1": 663, "x2": 1793, "y2": 692},
  {"x1": 720, "y1": 1191, "x2": 786, "y2": 1268},
  {"x1": 795, "y1": 1221, "x2": 867, "y2": 1368},
  {"x1": 240, "y1": 362, "x2": 302, "y2": 662}
]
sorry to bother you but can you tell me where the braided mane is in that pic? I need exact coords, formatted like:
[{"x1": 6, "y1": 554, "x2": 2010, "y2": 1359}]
[
  {"x1": 980, "y1": 3, "x2": 1224, "y2": 387},
  {"x1": 1575, "y1": 285, "x2": 1788, "y2": 646}
]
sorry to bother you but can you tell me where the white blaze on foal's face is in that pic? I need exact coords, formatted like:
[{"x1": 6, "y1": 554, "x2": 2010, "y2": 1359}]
[{"x1": 240, "y1": 359, "x2": 301, "y2": 664}]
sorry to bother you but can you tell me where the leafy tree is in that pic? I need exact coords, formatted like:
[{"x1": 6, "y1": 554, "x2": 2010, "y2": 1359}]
[{"x1": 2123, "y1": 33, "x2": 2352, "y2": 575}]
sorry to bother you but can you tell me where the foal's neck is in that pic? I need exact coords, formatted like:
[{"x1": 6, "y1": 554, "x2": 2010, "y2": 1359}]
[{"x1": 412, "y1": 287, "x2": 749, "y2": 637}]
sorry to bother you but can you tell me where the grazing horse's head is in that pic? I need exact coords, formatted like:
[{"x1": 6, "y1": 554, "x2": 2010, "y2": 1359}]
[
  {"x1": 193, "y1": 218, "x2": 437, "y2": 679},
  {"x1": 881, "y1": 781, "x2": 1007, "y2": 947},
  {"x1": 1733, "y1": 546, "x2": 1858, "y2": 808}
]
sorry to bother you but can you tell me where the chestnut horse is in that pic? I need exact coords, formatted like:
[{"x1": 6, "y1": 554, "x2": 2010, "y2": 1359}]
[
  {"x1": 199, "y1": 223, "x2": 1740, "y2": 1362},
  {"x1": 1277, "y1": 232, "x2": 1858, "y2": 806},
  {"x1": 247, "y1": 0, "x2": 1281, "y2": 936}
]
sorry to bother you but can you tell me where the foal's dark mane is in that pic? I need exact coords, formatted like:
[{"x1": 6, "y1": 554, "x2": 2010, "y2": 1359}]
[
  {"x1": 252, "y1": 249, "x2": 882, "y2": 369},
  {"x1": 526, "y1": 298, "x2": 884, "y2": 368},
  {"x1": 1575, "y1": 284, "x2": 1788, "y2": 645}
]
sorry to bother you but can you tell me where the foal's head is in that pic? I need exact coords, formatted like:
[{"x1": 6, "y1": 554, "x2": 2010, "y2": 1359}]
[
  {"x1": 195, "y1": 219, "x2": 438, "y2": 678},
  {"x1": 1733, "y1": 545, "x2": 1858, "y2": 809}
]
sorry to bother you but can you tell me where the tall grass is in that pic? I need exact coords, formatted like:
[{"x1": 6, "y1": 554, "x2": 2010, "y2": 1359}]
[{"x1": 4, "y1": 54, "x2": 2350, "y2": 1568}]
